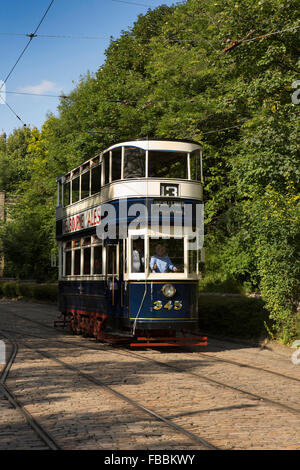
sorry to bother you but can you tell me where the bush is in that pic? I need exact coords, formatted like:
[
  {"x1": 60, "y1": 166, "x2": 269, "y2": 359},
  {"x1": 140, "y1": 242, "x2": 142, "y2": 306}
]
[
  {"x1": 199, "y1": 275, "x2": 245, "y2": 294},
  {"x1": 198, "y1": 294, "x2": 270, "y2": 341},
  {"x1": 0, "y1": 281, "x2": 58, "y2": 303}
]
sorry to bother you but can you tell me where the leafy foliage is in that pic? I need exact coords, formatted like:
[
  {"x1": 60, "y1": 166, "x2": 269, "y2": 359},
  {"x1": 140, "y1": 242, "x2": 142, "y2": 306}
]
[{"x1": 0, "y1": 0, "x2": 299, "y2": 341}]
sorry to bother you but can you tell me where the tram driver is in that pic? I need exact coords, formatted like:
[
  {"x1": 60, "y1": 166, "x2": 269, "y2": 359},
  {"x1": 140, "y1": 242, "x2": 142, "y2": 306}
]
[{"x1": 150, "y1": 244, "x2": 178, "y2": 273}]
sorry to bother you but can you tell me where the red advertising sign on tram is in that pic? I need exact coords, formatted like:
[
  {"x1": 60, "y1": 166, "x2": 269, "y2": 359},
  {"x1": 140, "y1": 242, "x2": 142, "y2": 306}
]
[{"x1": 63, "y1": 207, "x2": 101, "y2": 234}]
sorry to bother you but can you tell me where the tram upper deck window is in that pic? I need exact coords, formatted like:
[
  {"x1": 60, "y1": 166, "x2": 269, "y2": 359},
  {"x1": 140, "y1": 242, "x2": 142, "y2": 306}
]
[
  {"x1": 111, "y1": 148, "x2": 122, "y2": 181},
  {"x1": 91, "y1": 163, "x2": 101, "y2": 195},
  {"x1": 81, "y1": 170, "x2": 90, "y2": 200},
  {"x1": 190, "y1": 149, "x2": 201, "y2": 181},
  {"x1": 148, "y1": 151, "x2": 188, "y2": 179},
  {"x1": 103, "y1": 152, "x2": 110, "y2": 185},
  {"x1": 72, "y1": 174, "x2": 80, "y2": 203},
  {"x1": 64, "y1": 179, "x2": 70, "y2": 207},
  {"x1": 124, "y1": 147, "x2": 145, "y2": 179}
]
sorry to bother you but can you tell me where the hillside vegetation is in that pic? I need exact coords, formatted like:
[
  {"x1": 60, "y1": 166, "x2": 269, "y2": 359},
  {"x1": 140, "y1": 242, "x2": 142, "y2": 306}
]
[{"x1": 0, "y1": 0, "x2": 299, "y2": 342}]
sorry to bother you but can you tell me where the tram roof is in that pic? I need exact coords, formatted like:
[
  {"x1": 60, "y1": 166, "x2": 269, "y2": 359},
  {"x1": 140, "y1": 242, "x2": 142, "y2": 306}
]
[{"x1": 104, "y1": 139, "x2": 201, "y2": 153}]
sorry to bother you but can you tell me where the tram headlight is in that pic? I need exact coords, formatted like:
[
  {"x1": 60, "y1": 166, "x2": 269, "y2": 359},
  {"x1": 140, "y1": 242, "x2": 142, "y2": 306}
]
[{"x1": 161, "y1": 283, "x2": 176, "y2": 298}]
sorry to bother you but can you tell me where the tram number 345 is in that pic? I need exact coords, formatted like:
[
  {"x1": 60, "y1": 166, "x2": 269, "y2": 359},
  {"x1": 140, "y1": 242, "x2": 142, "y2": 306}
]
[{"x1": 153, "y1": 300, "x2": 183, "y2": 311}]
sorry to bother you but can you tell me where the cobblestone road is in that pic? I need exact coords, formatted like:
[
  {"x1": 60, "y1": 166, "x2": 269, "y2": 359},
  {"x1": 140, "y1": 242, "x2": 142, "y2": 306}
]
[{"x1": 0, "y1": 299, "x2": 299, "y2": 450}]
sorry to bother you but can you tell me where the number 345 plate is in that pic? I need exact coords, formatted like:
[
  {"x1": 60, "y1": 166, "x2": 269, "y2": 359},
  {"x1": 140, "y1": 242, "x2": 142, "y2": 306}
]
[{"x1": 153, "y1": 300, "x2": 182, "y2": 311}]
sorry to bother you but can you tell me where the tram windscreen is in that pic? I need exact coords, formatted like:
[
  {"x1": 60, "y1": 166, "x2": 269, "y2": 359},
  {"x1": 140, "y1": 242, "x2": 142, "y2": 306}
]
[
  {"x1": 124, "y1": 147, "x2": 145, "y2": 178},
  {"x1": 149, "y1": 238, "x2": 184, "y2": 273},
  {"x1": 148, "y1": 151, "x2": 188, "y2": 179}
]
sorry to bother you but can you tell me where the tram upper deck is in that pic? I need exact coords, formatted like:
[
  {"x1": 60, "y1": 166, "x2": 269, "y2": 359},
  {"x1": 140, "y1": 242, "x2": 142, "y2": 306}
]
[{"x1": 56, "y1": 140, "x2": 203, "y2": 223}]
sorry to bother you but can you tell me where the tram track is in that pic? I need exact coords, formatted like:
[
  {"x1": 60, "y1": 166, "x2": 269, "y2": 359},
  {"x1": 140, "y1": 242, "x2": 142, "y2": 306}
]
[
  {"x1": 8, "y1": 311, "x2": 300, "y2": 384},
  {"x1": 0, "y1": 332, "x2": 61, "y2": 450},
  {"x1": 2, "y1": 312, "x2": 300, "y2": 419},
  {"x1": 1, "y1": 328, "x2": 218, "y2": 450}
]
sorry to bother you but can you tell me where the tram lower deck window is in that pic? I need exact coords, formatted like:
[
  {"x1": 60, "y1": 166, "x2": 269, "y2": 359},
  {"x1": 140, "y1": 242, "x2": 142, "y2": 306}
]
[
  {"x1": 93, "y1": 245, "x2": 102, "y2": 274},
  {"x1": 131, "y1": 237, "x2": 145, "y2": 273},
  {"x1": 149, "y1": 238, "x2": 184, "y2": 273},
  {"x1": 107, "y1": 245, "x2": 117, "y2": 275},
  {"x1": 83, "y1": 247, "x2": 91, "y2": 275},
  {"x1": 65, "y1": 250, "x2": 71, "y2": 276}
]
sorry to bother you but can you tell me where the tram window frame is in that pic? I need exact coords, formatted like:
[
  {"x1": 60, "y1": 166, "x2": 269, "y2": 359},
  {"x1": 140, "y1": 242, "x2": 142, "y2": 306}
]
[
  {"x1": 64, "y1": 241, "x2": 72, "y2": 276},
  {"x1": 190, "y1": 149, "x2": 201, "y2": 182},
  {"x1": 62, "y1": 236, "x2": 105, "y2": 278},
  {"x1": 73, "y1": 239, "x2": 81, "y2": 275},
  {"x1": 63, "y1": 180, "x2": 71, "y2": 207},
  {"x1": 80, "y1": 169, "x2": 90, "y2": 200},
  {"x1": 92, "y1": 236, "x2": 103, "y2": 275},
  {"x1": 72, "y1": 175, "x2": 80, "y2": 204},
  {"x1": 103, "y1": 152, "x2": 110, "y2": 185},
  {"x1": 111, "y1": 148, "x2": 122, "y2": 182},
  {"x1": 123, "y1": 146, "x2": 146, "y2": 179},
  {"x1": 91, "y1": 162, "x2": 101, "y2": 195},
  {"x1": 149, "y1": 236, "x2": 185, "y2": 275},
  {"x1": 126, "y1": 230, "x2": 197, "y2": 280},
  {"x1": 82, "y1": 237, "x2": 92, "y2": 275},
  {"x1": 106, "y1": 244, "x2": 118, "y2": 276},
  {"x1": 148, "y1": 151, "x2": 188, "y2": 179},
  {"x1": 130, "y1": 236, "x2": 145, "y2": 275},
  {"x1": 57, "y1": 181, "x2": 61, "y2": 207}
]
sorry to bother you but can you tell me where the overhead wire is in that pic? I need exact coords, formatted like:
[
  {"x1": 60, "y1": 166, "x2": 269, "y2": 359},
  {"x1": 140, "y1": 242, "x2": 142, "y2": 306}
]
[
  {"x1": 0, "y1": 0, "x2": 55, "y2": 124},
  {"x1": 0, "y1": 22, "x2": 298, "y2": 43}
]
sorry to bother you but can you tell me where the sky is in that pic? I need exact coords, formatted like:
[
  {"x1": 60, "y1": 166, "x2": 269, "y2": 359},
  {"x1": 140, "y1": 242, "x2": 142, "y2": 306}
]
[{"x1": 0, "y1": 0, "x2": 177, "y2": 136}]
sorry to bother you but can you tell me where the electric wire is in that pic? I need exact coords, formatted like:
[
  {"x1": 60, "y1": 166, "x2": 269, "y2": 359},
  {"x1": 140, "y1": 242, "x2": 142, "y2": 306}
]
[
  {"x1": 0, "y1": 0, "x2": 55, "y2": 124},
  {"x1": 0, "y1": 0, "x2": 55, "y2": 91}
]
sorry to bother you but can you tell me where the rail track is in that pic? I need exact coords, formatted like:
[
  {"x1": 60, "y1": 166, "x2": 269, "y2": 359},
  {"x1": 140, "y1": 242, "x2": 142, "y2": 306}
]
[
  {"x1": 0, "y1": 328, "x2": 218, "y2": 450},
  {"x1": 7, "y1": 311, "x2": 300, "y2": 383},
  {"x1": 2, "y1": 311, "x2": 300, "y2": 419},
  {"x1": 0, "y1": 332, "x2": 61, "y2": 450}
]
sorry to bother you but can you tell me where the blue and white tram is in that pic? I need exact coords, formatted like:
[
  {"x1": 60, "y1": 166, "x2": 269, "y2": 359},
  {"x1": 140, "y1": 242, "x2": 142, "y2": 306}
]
[{"x1": 55, "y1": 139, "x2": 207, "y2": 347}]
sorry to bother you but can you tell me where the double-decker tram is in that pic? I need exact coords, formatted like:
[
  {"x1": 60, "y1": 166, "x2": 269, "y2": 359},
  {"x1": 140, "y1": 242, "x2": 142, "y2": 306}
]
[{"x1": 55, "y1": 139, "x2": 207, "y2": 347}]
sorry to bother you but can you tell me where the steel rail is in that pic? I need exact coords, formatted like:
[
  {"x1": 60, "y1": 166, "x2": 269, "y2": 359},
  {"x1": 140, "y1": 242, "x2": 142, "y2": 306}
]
[
  {"x1": 8, "y1": 311, "x2": 300, "y2": 383},
  {"x1": 4, "y1": 313, "x2": 300, "y2": 417},
  {"x1": 0, "y1": 332, "x2": 61, "y2": 450},
  {"x1": 11, "y1": 335, "x2": 218, "y2": 450}
]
